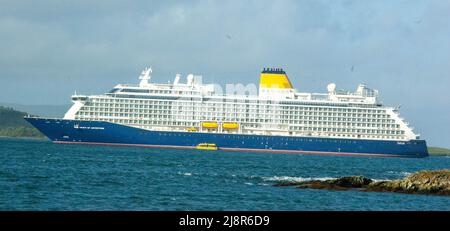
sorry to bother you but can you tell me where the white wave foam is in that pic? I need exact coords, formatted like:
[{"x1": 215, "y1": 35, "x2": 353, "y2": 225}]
[
  {"x1": 262, "y1": 176, "x2": 335, "y2": 183},
  {"x1": 386, "y1": 171, "x2": 411, "y2": 177},
  {"x1": 178, "y1": 172, "x2": 193, "y2": 176},
  {"x1": 260, "y1": 174, "x2": 414, "y2": 184},
  {"x1": 399, "y1": 171, "x2": 411, "y2": 176},
  {"x1": 372, "y1": 178, "x2": 391, "y2": 182},
  {"x1": 265, "y1": 176, "x2": 397, "y2": 183}
]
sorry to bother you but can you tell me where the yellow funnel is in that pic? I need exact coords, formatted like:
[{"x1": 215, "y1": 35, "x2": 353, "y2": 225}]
[{"x1": 259, "y1": 68, "x2": 293, "y2": 89}]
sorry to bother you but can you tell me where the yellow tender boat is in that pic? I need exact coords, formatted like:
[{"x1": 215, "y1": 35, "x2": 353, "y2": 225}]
[{"x1": 195, "y1": 143, "x2": 218, "y2": 151}]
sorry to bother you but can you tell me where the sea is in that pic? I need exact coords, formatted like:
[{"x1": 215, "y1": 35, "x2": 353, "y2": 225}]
[{"x1": 0, "y1": 137, "x2": 448, "y2": 211}]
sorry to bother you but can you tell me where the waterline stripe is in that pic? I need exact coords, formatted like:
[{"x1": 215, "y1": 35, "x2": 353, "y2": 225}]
[{"x1": 53, "y1": 141, "x2": 403, "y2": 157}]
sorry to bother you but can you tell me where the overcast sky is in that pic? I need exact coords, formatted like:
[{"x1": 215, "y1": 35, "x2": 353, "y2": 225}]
[{"x1": 0, "y1": 0, "x2": 449, "y2": 147}]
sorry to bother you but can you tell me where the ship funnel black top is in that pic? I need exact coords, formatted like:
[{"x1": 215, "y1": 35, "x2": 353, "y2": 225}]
[{"x1": 262, "y1": 68, "x2": 286, "y2": 74}]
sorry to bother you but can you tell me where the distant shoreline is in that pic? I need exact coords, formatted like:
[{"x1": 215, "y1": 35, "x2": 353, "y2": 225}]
[
  {"x1": 0, "y1": 136, "x2": 47, "y2": 141},
  {"x1": 427, "y1": 147, "x2": 450, "y2": 156}
]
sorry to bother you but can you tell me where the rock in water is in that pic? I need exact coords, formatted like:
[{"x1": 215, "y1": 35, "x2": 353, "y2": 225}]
[
  {"x1": 366, "y1": 170, "x2": 450, "y2": 196},
  {"x1": 275, "y1": 170, "x2": 450, "y2": 196},
  {"x1": 278, "y1": 176, "x2": 373, "y2": 191},
  {"x1": 326, "y1": 176, "x2": 373, "y2": 188}
]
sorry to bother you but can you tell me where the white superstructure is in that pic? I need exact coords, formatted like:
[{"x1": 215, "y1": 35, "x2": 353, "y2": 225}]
[{"x1": 64, "y1": 67, "x2": 419, "y2": 141}]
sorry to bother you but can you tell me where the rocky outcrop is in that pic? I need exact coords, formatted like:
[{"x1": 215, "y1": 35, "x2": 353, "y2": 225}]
[
  {"x1": 366, "y1": 170, "x2": 450, "y2": 196},
  {"x1": 275, "y1": 176, "x2": 373, "y2": 190},
  {"x1": 275, "y1": 170, "x2": 450, "y2": 196}
]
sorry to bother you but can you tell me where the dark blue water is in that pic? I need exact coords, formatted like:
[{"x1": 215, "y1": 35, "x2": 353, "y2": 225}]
[{"x1": 0, "y1": 138, "x2": 449, "y2": 211}]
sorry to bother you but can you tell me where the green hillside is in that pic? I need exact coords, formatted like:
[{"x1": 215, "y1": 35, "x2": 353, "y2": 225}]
[
  {"x1": 0, "y1": 106, "x2": 44, "y2": 138},
  {"x1": 428, "y1": 147, "x2": 450, "y2": 156}
]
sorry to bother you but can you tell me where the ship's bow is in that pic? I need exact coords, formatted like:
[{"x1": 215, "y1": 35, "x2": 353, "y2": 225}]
[{"x1": 24, "y1": 117, "x2": 60, "y2": 141}]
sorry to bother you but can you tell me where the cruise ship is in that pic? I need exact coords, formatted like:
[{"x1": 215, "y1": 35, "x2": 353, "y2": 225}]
[{"x1": 25, "y1": 67, "x2": 428, "y2": 158}]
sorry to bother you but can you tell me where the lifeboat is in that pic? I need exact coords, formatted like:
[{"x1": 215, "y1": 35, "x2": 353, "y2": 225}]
[
  {"x1": 222, "y1": 122, "x2": 239, "y2": 130},
  {"x1": 201, "y1": 121, "x2": 219, "y2": 129}
]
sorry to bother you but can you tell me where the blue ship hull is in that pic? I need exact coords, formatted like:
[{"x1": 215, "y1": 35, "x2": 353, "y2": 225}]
[{"x1": 25, "y1": 117, "x2": 429, "y2": 158}]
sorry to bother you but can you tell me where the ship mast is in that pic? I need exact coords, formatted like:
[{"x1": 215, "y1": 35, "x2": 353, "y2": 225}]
[{"x1": 139, "y1": 67, "x2": 152, "y2": 87}]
